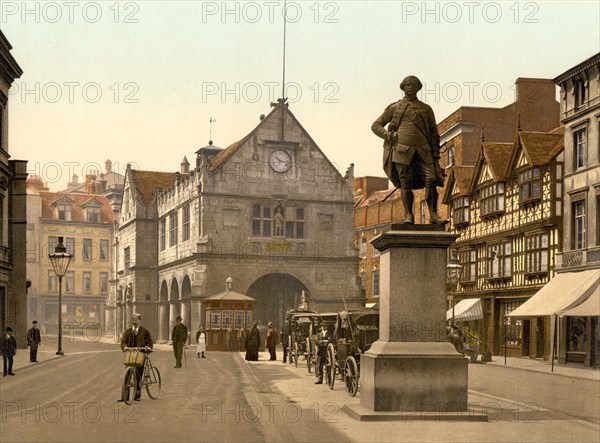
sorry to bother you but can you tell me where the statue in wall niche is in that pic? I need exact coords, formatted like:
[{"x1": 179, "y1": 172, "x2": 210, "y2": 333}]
[
  {"x1": 372, "y1": 75, "x2": 447, "y2": 224},
  {"x1": 274, "y1": 206, "x2": 284, "y2": 237}
]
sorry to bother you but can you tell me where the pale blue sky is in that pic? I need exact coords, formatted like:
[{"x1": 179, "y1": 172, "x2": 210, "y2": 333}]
[{"x1": 2, "y1": 1, "x2": 599, "y2": 189}]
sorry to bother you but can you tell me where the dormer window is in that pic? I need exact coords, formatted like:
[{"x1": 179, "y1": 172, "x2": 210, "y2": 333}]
[
  {"x1": 56, "y1": 203, "x2": 71, "y2": 221},
  {"x1": 479, "y1": 182, "x2": 505, "y2": 217},
  {"x1": 519, "y1": 167, "x2": 541, "y2": 205},
  {"x1": 87, "y1": 207, "x2": 101, "y2": 223}
]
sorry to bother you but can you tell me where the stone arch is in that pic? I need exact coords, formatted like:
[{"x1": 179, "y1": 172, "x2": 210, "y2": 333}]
[
  {"x1": 246, "y1": 273, "x2": 309, "y2": 331},
  {"x1": 158, "y1": 280, "x2": 170, "y2": 342},
  {"x1": 168, "y1": 277, "x2": 181, "y2": 340}
]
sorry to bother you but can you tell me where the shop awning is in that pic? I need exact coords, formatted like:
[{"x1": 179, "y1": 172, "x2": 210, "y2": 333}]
[
  {"x1": 509, "y1": 269, "x2": 599, "y2": 317},
  {"x1": 446, "y1": 298, "x2": 482, "y2": 321},
  {"x1": 557, "y1": 275, "x2": 599, "y2": 316}
]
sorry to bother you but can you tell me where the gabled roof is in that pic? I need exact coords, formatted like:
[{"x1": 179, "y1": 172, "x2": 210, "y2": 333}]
[
  {"x1": 468, "y1": 142, "x2": 513, "y2": 194},
  {"x1": 442, "y1": 165, "x2": 475, "y2": 203},
  {"x1": 129, "y1": 170, "x2": 183, "y2": 205},
  {"x1": 208, "y1": 103, "x2": 341, "y2": 179},
  {"x1": 39, "y1": 192, "x2": 113, "y2": 223},
  {"x1": 512, "y1": 131, "x2": 564, "y2": 170}
]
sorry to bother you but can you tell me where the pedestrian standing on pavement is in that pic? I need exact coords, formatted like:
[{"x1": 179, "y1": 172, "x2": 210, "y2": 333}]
[
  {"x1": 171, "y1": 316, "x2": 188, "y2": 368},
  {"x1": 196, "y1": 325, "x2": 206, "y2": 358},
  {"x1": 245, "y1": 321, "x2": 260, "y2": 361},
  {"x1": 226, "y1": 327, "x2": 234, "y2": 352},
  {"x1": 1, "y1": 327, "x2": 17, "y2": 376},
  {"x1": 266, "y1": 322, "x2": 279, "y2": 361},
  {"x1": 120, "y1": 313, "x2": 153, "y2": 401},
  {"x1": 281, "y1": 321, "x2": 290, "y2": 364},
  {"x1": 315, "y1": 324, "x2": 329, "y2": 384},
  {"x1": 238, "y1": 326, "x2": 247, "y2": 352},
  {"x1": 27, "y1": 321, "x2": 42, "y2": 363}
]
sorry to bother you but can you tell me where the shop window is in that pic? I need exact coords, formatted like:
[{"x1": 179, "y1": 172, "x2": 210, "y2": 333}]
[
  {"x1": 567, "y1": 317, "x2": 587, "y2": 352},
  {"x1": 222, "y1": 310, "x2": 233, "y2": 329},
  {"x1": 503, "y1": 302, "x2": 522, "y2": 346},
  {"x1": 479, "y1": 182, "x2": 505, "y2": 217}
]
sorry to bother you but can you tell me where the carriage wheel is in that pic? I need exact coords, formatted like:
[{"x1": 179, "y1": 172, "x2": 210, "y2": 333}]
[
  {"x1": 344, "y1": 357, "x2": 359, "y2": 397},
  {"x1": 306, "y1": 338, "x2": 312, "y2": 373},
  {"x1": 326, "y1": 344, "x2": 336, "y2": 390}
]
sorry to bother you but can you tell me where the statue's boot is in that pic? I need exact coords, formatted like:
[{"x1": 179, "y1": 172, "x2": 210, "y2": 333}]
[
  {"x1": 401, "y1": 189, "x2": 414, "y2": 224},
  {"x1": 426, "y1": 184, "x2": 445, "y2": 224}
]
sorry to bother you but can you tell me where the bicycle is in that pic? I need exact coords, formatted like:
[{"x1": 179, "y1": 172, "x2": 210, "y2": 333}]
[{"x1": 122, "y1": 347, "x2": 161, "y2": 405}]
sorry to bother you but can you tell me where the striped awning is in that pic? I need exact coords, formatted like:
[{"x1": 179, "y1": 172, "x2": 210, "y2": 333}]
[{"x1": 446, "y1": 298, "x2": 482, "y2": 322}]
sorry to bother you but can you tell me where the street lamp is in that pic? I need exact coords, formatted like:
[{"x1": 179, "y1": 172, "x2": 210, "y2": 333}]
[
  {"x1": 446, "y1": 250, "x2": 462, "y2": 324},
  {"x1": 49, "y1": 236, "x2": 72, "y2": 356}
]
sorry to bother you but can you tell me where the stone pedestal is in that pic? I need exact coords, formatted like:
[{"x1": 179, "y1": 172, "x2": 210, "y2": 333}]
[{"x1": 359, "y1": 229, "x2": 468, "y2": 413}]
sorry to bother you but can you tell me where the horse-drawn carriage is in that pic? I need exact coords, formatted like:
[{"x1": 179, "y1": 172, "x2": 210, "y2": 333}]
[
  {"x1": 324, "y1": 309, "x2": 379, "y2": 396},
  {"x1": 284, "y1": 309, "x2": 317, "y2": 368}
]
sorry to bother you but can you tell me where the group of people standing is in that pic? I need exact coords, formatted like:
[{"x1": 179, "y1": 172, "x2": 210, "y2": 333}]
[{"x1": 1, "y1": 321, "x2": 43, "y2": 377}]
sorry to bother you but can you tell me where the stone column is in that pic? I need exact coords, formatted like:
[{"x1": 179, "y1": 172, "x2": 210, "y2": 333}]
[{"x1": 360, "y1": 229, "x2": 468, "y2": 412}]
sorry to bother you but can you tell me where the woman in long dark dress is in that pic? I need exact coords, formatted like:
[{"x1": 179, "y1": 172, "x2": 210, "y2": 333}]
[{"x1": 245, "y1": 322, "x2": 261, "y2": 361}]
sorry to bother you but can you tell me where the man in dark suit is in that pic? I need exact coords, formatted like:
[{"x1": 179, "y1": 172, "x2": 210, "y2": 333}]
[
  {"x1": 171, "y1": 316, "x2": 188, "y2": 368},
  {"x1": 1, "y1": 326, "x2": 17, "y2": 376},
  {"x1": 120, "y1": 313, "x2": 153, "y2": 401},
  {"x1": 27, "y1": 321, "x2": 41, "y2": 362}
]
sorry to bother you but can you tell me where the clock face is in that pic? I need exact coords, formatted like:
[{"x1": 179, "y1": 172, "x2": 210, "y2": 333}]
[{"x1": 269, "y1": 150, "x2": 292, "y2": 173}]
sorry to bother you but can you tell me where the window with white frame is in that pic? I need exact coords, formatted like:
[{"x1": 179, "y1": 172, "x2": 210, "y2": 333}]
[
  {"x1": 211, "y1": 311, "x2": 221, "y2": 330},
  {"x1": 573, "y1": 201, "x2": 586, "y2": 250},
  {"x1": 360, "y1": 237, "x2": 367, "y2": 258},
  {"x1": 100, "y1": 239, "x2": 108, "y2": 261},
  {"x1": 57, "y1": 203, "x2": 71, "y2": 221},
  {"x1": 460, "y1": 249, "x2": 477, "y2": 283},
  {"x1": 452, "y1": 196, "x2": 469, "y2": 226},
  {"x1": 66, "y1": 237, "x2": 75, "y2": 260},
  {"x1": 574, "y1": 78, "x2": 587, "y2": 108},
  {"x1": 479, "y1": 182, "x2": 505, "y2": 216},
  {"x1": 100, "y1": 272, "x2": 108, "y2": 292},
  {"x1": 48, "y1": 236, "x2": 58, "y2": 256},
  {"x1": 487, "y1": 242, "x2": 512, "y2": 279},
  {"x1": 65, "y1": 271, "x2": 74, "y2": 293},
  {"x1": 83, "y1": 238, "x2": 93, "y2": 261},
  {"x1": 48, "y1": 270, "x2": 56, "y2": 291},
  {"x1": 234, "y1": 310, "x2": 244, "y2": 329},
  {"x1": 222, "y1": 310, "x2": 233, "y2": 329},
  {"x1": 519, "y1": 167, "x2": 541, "y2": 204},
  {"x1": 525, "y1": 233, "x2": 549, "y2": 274}
]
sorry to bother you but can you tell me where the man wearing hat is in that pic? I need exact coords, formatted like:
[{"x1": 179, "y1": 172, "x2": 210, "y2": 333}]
[
  {"x1": 266, "y1": 322, "x2": 279, "y2": 361},
  {"x1": 27, "y1": 321, "x2": 42, "y2": 363},
  {"x1": 171, "y1": 315, "x2": 188, "y2": 368},
  {"x1": 1, "y1": 327, "x2": 17, "y2": 376},
  {"x1": 120, "y1": 313, "x2": 153, "y2": 401}
]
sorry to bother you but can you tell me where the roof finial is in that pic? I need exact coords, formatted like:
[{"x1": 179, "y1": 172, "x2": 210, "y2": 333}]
[
  {"x1": 209, "y1": 117, "x2": 216, "y2": 144},
  {"x1": 480, "y1": 126, "x2": 485, "y2": 143},
  {"x1": 225, "y1": 277, "x2": 233, "y2": 291}
]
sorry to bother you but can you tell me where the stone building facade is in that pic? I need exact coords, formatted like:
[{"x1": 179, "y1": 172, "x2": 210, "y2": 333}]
[
  {"x1": 0, "y1": 30, "x2": 27, "y2": 343},
  {"x1": 26, "y1": 177, "x2": 113, "y2": 335},
  {"x1": 553, "y1": 52, "x2": 600, "y2": 366},
  {"x1": 113, "y1": 103, "x2": 362, "y2": 342}
]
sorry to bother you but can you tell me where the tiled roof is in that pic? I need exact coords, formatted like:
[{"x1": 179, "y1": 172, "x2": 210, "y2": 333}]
[
  {"x1": 204, "y1": 290, "x2": 256, "y2": 302},
  {"x1": 209, "y1": 134, "x2": 252, "y2": 172},
  {"x1": 130, "y1": 170, "x2": 182, "y2": 205},
  {"x1": 39, "y1": 192, "x2": 113, "y2": 223},
  {"x1": 483, "y1": 143, "x2": 513, "y2": 179},
  {"x1": 355, "y1": 188, "x2": 400, "y2": 208},
  {"x1": 452, "y1": 166, "x2": 475, "y2": 195},
  {"x1": 517, "y1": 131, "x2": 564, "y2": 167}
]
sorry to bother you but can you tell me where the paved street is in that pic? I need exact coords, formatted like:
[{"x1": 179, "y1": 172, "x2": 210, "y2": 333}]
[{"x1": 1, "y1": 338, "x2": 599, "y2": 442}]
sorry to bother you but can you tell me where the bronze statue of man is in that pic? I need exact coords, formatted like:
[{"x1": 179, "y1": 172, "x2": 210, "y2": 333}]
[{"x1": 372, "y1": 75, "x2": 445, "y2": 224}]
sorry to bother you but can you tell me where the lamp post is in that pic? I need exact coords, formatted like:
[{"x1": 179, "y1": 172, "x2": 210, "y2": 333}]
[
  {"x1": 49, "y1": 236, "x2": 72, "y2": 356},
  {"x1": 446, "y1": 250, "x2": 462, "y2": 325}
]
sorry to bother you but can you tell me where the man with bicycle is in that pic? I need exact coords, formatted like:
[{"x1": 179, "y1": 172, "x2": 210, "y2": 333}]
[{"x1": 120, "y1": 313, "x2": 153, "y2": 401}]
